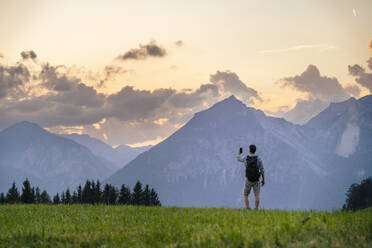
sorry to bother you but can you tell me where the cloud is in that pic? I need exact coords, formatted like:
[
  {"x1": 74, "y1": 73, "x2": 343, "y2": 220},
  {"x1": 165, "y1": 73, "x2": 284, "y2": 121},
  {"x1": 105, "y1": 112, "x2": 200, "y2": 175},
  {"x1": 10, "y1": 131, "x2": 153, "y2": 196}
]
[
  {"x1": 98, "y1": 65, "x2": 130, "y2": 88},
  {"x1": 175, "y1": 40, "x2": 183, "y2": 47},
  {"x1": 281, "y1": 64, "x2": 349, "y2": 102},
  {"x1": 348, "y1": 64, "x2": 364, "y2": 76},
  {"x1": 20, "y1": 50, "x2": 37, "y2": 61},
  {"x1": 348, "y1": 64, "x2": 372, "y2": 93},
  {"x1": 116, "y1": 41, "x2": 167, "y2": 61},
  {"x1": 209, "y1": 70, "x2": 261, "y2": 105},
  {"x1": 39, "y1": 63, "x2": 75, "y2": 91},
  {"x1": 0, "y1": 52, "x2": 262, "y2": 145},
  {"x1": 0, "y1": 63, "x2": 30, "y2": 99},
  {"x1": 343, "y1": 83, "x2": 361, "y2": 98},
  {"x1": 258, "y1": 44, "x2": 337, "y2": 54}
]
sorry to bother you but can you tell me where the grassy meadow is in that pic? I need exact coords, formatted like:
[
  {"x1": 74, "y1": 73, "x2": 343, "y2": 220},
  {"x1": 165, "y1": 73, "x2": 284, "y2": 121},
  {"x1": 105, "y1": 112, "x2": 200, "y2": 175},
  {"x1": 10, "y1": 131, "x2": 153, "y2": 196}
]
[{"x1": 0, "y1": 205, "x2": 371, "y2": 248}]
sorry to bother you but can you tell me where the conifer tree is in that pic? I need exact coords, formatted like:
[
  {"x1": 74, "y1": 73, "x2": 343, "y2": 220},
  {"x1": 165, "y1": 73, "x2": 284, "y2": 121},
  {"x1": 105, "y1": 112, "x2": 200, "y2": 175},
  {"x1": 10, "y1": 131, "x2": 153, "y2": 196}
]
[
  {"x1": 40, "y1": 190, "x2": 51, "y2": 204},
  {"x1": 132, "y1": 181, "x2": 144, "y2": 205},
  {"x1": 109, "y1": 185, "x2": 118, "y2": 205},
  {"x1": 0, "y1": 193, "x2": 5, "y2": 204},
  {"x1": 21, "y1": 179, "x2": 34, "y2": 204},
  {"x1": 6, "y1": 182, "x2": 20, "y2": 204},
  {"x1": 35, "y1": 187, "x2": 41, "y2": 204},
  {"x1": 82, "y1": 180, "x2": 92, "y2": 204},
  {"x1": 343, "y1": 177, "x2": 372, "y2": 211},
  {"x1": 77, "y1": 185, "x2": 82, "y2": 203},
  {"x1": 102, "y1": 184, "x2": 111, "y2": 204},
  {"x1": 94, "y1": 180, "x2": 102, "y2": 204},
  {"x1": 150, "y1": 188, "x2": 161, "y2": 206},
  {"x1": 31, "y1": 187, "x2": 35, "y2": 203},
  {"x1": 53, "y1": 193, "x2": 60, "y2": 204},
  {"x1": 65, "y1": 188, "x2": 71, "y2": 204},
  {"x1": 72, "y1": 191, "x2": 78, "y2": 204},
  {"x1": 118, "y1": 184, "x2": 131, "y2": 205},
  {"x1": 61, "y1": 192, "x2": 66, "y2": 204},
  {"x1": 143, "y1": 185, "x2": 151, "y2": 206}
]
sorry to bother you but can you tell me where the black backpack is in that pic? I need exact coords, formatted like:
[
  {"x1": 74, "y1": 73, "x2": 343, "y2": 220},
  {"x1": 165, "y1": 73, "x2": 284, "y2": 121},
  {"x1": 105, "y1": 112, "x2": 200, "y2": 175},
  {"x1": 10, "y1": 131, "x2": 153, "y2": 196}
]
[{"x1": 245, "y1": 155, "x2": 260, "y2": 182}]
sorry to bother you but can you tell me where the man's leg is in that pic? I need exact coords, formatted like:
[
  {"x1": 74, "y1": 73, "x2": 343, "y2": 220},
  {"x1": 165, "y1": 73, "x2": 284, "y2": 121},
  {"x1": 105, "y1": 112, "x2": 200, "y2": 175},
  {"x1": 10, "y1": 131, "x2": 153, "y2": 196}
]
[
  {"x1": 243, "y1": 179, "x2": 252, "y2": 209},
  {"x1": 254, "y1": 194, "x2": 260, "y2": 210},
  {"x1": 253, "y1": 181, "x2": 261, "y2": 210},
  {"x1": 244, "y1": 194, "x2": 250, "y2": 209}
]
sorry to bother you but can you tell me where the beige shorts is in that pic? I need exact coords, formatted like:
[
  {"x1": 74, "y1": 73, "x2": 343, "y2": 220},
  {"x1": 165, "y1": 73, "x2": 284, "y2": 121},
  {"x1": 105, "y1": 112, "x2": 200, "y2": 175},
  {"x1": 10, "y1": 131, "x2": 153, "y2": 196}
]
[{"x1": 244, "y1": 178, "x2": 260, "y2": 196}]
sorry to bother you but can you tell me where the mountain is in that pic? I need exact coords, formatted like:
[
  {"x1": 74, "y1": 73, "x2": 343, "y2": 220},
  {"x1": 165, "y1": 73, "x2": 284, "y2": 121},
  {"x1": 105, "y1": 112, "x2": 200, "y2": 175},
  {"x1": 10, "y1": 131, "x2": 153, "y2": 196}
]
[
  {"x1": 106, "y1": 95, "x2": 362, "y2": 209},
  {"x1": 283, "y1": 99, "x2": 329, "y2": 125},
  {"x1": 0, "y1": 121, "x2": 115, "y2": 194},
  {"x1": 61, "y1": 133, "x2": 151, "y2": 169},
  {"x1": 305, "y1": 95, "x2": 372, "y2": 184}
]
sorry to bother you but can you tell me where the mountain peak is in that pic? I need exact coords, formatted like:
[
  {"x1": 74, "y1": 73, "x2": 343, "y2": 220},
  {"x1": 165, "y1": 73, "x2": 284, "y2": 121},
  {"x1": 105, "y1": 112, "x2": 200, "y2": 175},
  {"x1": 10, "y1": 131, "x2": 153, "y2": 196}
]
[
  {"x1": 223, "y1": 95, "x2": 240, "y2": 103},
  {"x1": 4, "y1": 121, "x2": 44, "y2": 132},
  {"x1": 211, "y1": 95, "x2": 246, "y2": 110}
]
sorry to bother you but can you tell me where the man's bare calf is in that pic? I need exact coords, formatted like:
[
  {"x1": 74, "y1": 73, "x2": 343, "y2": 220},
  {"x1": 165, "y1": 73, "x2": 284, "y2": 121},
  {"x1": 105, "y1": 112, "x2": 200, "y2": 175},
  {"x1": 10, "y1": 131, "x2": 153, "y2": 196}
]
[{"x1": 244, "y1": 194, "x2": 250, "y2": 209}]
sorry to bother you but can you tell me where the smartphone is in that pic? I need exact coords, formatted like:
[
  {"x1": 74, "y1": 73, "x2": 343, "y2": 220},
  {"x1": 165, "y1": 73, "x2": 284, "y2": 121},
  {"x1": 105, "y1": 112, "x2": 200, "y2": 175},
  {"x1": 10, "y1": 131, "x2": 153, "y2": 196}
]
[{"x1": 239, "y1": 147, "x2": 243, "y2": 154}]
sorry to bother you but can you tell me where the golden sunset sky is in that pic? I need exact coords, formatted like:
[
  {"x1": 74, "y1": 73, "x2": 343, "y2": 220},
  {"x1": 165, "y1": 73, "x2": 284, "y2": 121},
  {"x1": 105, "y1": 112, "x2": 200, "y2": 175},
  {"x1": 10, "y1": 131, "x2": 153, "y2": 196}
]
[{"x1": 0, "y1": 0, "x2": 371, "y2": 146}]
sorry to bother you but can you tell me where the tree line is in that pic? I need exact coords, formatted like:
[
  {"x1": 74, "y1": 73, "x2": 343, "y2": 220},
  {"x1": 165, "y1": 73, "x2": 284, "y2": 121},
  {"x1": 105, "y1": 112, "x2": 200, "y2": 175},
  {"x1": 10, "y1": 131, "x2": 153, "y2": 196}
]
[
  {"x1": 0, "y1": 179, "x2": 161, "y2": 206},
  {"x1": 343, "y1": 177, "x2": 371, "y2": 211}
]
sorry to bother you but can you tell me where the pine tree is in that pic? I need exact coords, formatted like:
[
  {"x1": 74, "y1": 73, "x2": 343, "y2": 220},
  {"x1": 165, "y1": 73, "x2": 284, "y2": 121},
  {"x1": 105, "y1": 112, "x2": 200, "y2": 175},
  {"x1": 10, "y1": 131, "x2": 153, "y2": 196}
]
[
  {"x1": 6, "y1": 182, "x2": 20, "y2": 204},
  {"x1": 53, "y1": 193, "x2": 60, "y2": 204},
  {"x1": 21, "y1": 179, "x2": 34, "y2": 204},
  {"x1": 143, "y1": 185, "x2": 151, "y2": 206},
  {"x1": 82, "y1": 180, "x2": 92, "y2": 204},
  {"x1": 132, "y1": 181, "x2": 144, "y2": 205},
  {"x1": 31, "y1": 187, "x2": 35, "y2": 203},
  {"x1": 150, "y1": 188, "x2": 161, "y2": 206},
  {"x1": 35, "y1": 187, "x2": 41, "y2": 204},
  {"x1": 118, "y1": 184, "x2": 131, "y2": 205},
  {"x1": 0, "y1": 193, "x2": 5, "y2": 204},
  {"x1": 94, "y1": 180, "x2": 102, "y2": 204},
  {"x1": 102, "y1": 184, "x2": 111, "y2": 204},
  {"x1": 61, "y1": 192, "x2": 66, "y2": 204},
  {"x1": 72, "y1": 191, "x2": 78, "y2": 204},
  {"x1": 77, "y1": 185, "x2": 82, "y2": 203},
  {"x1": 109, "y1": 185, "x2": 118, "y2": 205},
  {"x1": 343, "y1": 177, "x2": 372, "y2": 211},
  {"x1": 40, "y1": 190, "x2": 51, "y2": 204},
  {"x1": 65, "y1": 188, "x2": 71, "y2": 204}
]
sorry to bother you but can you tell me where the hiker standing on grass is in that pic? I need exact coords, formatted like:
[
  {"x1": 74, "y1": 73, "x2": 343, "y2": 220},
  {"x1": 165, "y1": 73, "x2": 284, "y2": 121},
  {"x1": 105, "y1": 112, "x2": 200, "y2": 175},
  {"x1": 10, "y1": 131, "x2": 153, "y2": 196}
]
[{"x1": 237, "y1": 144, "x2": 265, "y2": 210}]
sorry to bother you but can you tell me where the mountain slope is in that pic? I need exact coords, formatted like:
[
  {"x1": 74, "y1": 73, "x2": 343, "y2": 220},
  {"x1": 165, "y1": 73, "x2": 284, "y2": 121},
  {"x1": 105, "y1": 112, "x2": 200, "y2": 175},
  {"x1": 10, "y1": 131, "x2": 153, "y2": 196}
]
[
  {"x1": 106, "y1": 95, "x2": 339, "y2": 209},
  {"x1": 305, "y1": 95, "x2": 372, "y2": 184},
  {"x1": 0, "y1": 121, "x2": 115, "y2": 194},
  {"x1": 62, "y1": 133, "x2": 151, "y2": 169}
]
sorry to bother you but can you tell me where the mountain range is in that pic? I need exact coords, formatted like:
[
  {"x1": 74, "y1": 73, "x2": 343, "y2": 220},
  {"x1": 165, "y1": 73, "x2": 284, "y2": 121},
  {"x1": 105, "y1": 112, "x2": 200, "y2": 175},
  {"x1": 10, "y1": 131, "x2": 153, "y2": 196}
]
[
  {"x1": 106, "y1": 95, "x2": 372, "y2": 210},
  {"x1": 1, "y1": 95, "x2": 371, "y2": 209},
  {"x1": 0, "y1": 122, "x2": 150, "y2": 195}
]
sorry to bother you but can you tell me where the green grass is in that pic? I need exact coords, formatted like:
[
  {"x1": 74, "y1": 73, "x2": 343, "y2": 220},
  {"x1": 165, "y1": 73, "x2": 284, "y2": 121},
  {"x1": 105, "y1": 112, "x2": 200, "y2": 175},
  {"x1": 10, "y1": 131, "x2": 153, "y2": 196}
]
[{"x1": 0, "y1": 205, "x2": 371, "y2": 248}]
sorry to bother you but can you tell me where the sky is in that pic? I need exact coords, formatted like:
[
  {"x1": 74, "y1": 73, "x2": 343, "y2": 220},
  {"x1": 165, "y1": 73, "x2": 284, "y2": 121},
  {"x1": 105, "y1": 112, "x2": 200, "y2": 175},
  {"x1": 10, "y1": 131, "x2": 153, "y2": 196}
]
[{"x1": 0, "y1": 0, "x2": 371, "y2": 147}]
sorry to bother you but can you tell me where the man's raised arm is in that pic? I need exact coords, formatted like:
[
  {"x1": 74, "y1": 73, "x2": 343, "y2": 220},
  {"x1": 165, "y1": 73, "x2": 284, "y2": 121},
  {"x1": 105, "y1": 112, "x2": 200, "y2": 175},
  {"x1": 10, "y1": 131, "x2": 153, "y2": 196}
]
[{"x1": 237, "y1": 150, "x2": 245, "y2": 163}]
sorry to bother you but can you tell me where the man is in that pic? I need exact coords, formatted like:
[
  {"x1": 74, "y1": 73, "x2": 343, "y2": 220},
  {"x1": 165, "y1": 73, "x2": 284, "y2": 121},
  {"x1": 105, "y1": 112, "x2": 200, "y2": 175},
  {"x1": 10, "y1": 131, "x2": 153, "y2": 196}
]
[{"x1": 237, "y1": 144, "x2": 265, "y2": 210}]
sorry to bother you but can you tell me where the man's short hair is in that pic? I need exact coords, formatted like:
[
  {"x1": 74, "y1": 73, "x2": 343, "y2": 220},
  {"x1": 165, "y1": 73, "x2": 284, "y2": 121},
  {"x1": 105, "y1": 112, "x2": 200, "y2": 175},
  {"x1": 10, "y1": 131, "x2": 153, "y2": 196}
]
[{"x1": 249, "y1": 144, "x2": 256, "y2": 154}]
